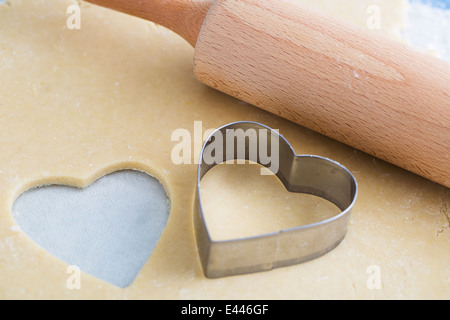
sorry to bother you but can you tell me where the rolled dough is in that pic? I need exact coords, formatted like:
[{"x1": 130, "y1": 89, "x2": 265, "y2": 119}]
[{"x1": 0, "y1": 0, "x2": 448, "y2": 299}]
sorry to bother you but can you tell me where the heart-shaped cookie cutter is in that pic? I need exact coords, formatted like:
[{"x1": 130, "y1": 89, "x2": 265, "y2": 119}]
[{"x1": 194, "y1": 121, "x2": 358, "y2": 278}]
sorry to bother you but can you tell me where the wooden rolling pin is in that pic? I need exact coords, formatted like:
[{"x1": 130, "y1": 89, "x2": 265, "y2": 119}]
[{"x1": 85, "y1": 0, "x2": 450, "y2": 187}]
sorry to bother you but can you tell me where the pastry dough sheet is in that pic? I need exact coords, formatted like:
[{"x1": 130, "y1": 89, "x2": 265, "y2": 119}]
[{"x1": 0, "y1": 0, "x2": 448, "y2": 299}]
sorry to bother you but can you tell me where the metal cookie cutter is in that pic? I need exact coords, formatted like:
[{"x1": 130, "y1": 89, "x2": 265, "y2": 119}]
[{"x1": 194, "y1": 122, "x2": 358, "y2": 278}]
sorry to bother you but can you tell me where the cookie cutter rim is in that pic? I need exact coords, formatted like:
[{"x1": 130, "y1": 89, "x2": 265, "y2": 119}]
[{"x1": 194, "y1": 121, "x2": 358, "y2": 278}]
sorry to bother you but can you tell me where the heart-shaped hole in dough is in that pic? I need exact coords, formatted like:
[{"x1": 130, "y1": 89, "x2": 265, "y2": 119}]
[
  {"x1": 200, "y1": 161, "x2": 341, "y2": 242},
  {"x1": 12, "y1": 170, "x2": 170, "y2": 288}
]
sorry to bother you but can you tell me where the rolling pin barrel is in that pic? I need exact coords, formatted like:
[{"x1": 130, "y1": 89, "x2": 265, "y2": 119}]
[
  {"x1": 194, "y1": 0, "x2": 450, "y2": 187},
  {"x1": 84, "y1": 0, "x2": 450, "y2": 187}
]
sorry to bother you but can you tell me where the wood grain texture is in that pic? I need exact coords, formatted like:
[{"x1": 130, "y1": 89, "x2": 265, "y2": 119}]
[
  {"x1": 194, "y1": 0, "x2": 450, "y2": 187},
  {"x1": 84, "y1": 0, "x2": 213, "y2": 46}
]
